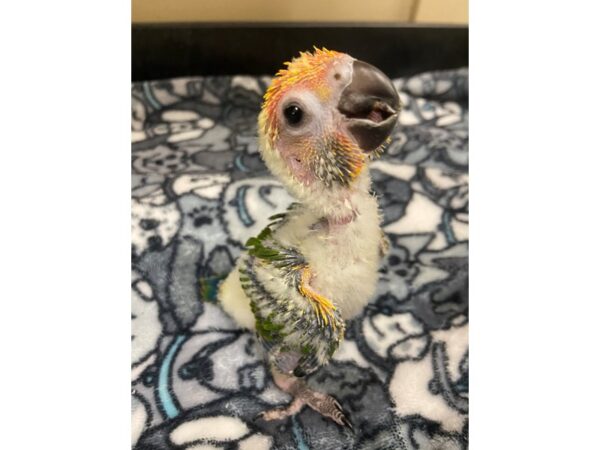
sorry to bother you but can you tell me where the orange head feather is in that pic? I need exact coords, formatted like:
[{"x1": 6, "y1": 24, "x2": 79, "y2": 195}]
[{"x1": 262, "y1": 47, "x2": 343, "y2": 143}]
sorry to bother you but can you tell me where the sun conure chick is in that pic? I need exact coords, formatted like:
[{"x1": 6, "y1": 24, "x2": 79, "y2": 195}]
[{"x1": 219, "y1": 48, "x2": 400, "y2": 428}]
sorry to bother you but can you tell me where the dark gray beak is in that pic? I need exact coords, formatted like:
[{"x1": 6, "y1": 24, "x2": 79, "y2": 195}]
[{"x1": 337, "y1": 60, "x2": 401, "y2": 152}]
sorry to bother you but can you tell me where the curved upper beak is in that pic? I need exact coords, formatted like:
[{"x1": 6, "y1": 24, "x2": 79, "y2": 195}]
[{"x1": 337, "y1": 60, "x2": 401, "y2": 152}]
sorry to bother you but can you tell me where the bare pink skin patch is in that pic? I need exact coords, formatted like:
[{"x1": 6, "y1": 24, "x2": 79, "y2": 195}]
[{"x1": 278, "y1": 140, "x2": 316, "y2": 186}]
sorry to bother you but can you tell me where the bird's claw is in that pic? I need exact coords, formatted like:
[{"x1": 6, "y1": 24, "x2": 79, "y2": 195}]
[
  {"x1": 303, "y1": 391, "x2": 354, "y2": 432},
  {"x1": 330, "y1": 398, "x2": 355, "y2": 432},
  {"x1": 253, "y1": 408, "x2": 282, "y2": 422}
]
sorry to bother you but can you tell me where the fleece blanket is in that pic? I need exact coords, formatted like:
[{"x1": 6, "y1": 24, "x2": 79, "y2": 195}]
[{"x1": 131, "y1": 68, "x2": 469, "y2": 450}]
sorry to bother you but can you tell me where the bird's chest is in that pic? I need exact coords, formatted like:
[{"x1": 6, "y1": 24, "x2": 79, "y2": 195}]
[{"x1": 293, "y1": 212, "x2": 383, "y2": 319}]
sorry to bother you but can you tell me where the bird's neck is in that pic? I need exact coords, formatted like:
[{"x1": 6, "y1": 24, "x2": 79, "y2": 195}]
[{"x1": 301, "y1": 169, "x2": 372, "y2": 225}]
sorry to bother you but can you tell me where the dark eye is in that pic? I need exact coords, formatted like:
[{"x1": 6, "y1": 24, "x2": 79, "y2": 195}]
[{"x1": 284, "y1": 104, "x2": 303, "y2": 126}]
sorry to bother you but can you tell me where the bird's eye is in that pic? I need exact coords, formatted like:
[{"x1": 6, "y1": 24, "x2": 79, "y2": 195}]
[{"x1": 284, "y1": 104, "x2": 303, "y2": 126}]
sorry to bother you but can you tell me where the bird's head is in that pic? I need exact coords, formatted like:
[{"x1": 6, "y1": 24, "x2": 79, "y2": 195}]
[{"x1": 258, "y1": 48, "x2": 400, "y2": 212}]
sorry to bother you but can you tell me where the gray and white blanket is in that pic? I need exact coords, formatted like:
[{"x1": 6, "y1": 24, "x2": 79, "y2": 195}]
[{"x1": 132, "y1": 68, "x2": 468, "y2": 450}]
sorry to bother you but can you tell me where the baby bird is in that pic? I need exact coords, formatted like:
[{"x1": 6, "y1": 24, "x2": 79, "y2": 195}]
[{"x1": 219, "y1": 48, "x2": 400, "y2": 428}]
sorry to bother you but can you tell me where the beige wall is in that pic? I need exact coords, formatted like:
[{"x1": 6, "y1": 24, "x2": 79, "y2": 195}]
[
  {"x1": 132, "y1": 0, "x2": 468, "y2": 24},
  {"x1": 414, "y1": 0, "x2": 468, "y2": 24}
]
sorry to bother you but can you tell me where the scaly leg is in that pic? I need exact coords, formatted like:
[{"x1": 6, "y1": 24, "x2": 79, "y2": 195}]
[{"x1": 256, "y1": 369, "x2": 353, "y2": 430}]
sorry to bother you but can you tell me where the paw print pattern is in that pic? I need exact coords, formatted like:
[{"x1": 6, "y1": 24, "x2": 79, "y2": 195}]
[
  {"x1": 187, "y1": 204, "x2": 216, "y2": 228},
  {"x1": 375, "y1": 243, "x2": 420, "y2": 305},
  {"x1": 131, "y1": 199, "x2": 181, "y2": 256}
]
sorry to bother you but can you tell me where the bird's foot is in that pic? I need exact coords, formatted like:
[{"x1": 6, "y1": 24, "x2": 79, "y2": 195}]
[
  {"x1": 257, "y1": 371, "x2": 353, "y2": 431},
  {"x1": 255, "y1": 397, "x2": 304, "y2": 422},
  {"x1": 299, "y1": 386, "x2": 353, "y2": 430}
]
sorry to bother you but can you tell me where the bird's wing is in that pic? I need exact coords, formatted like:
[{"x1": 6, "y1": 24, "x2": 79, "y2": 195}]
[{"x1": 240, "y1": 204, "x2": 344, "y2": 377}]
